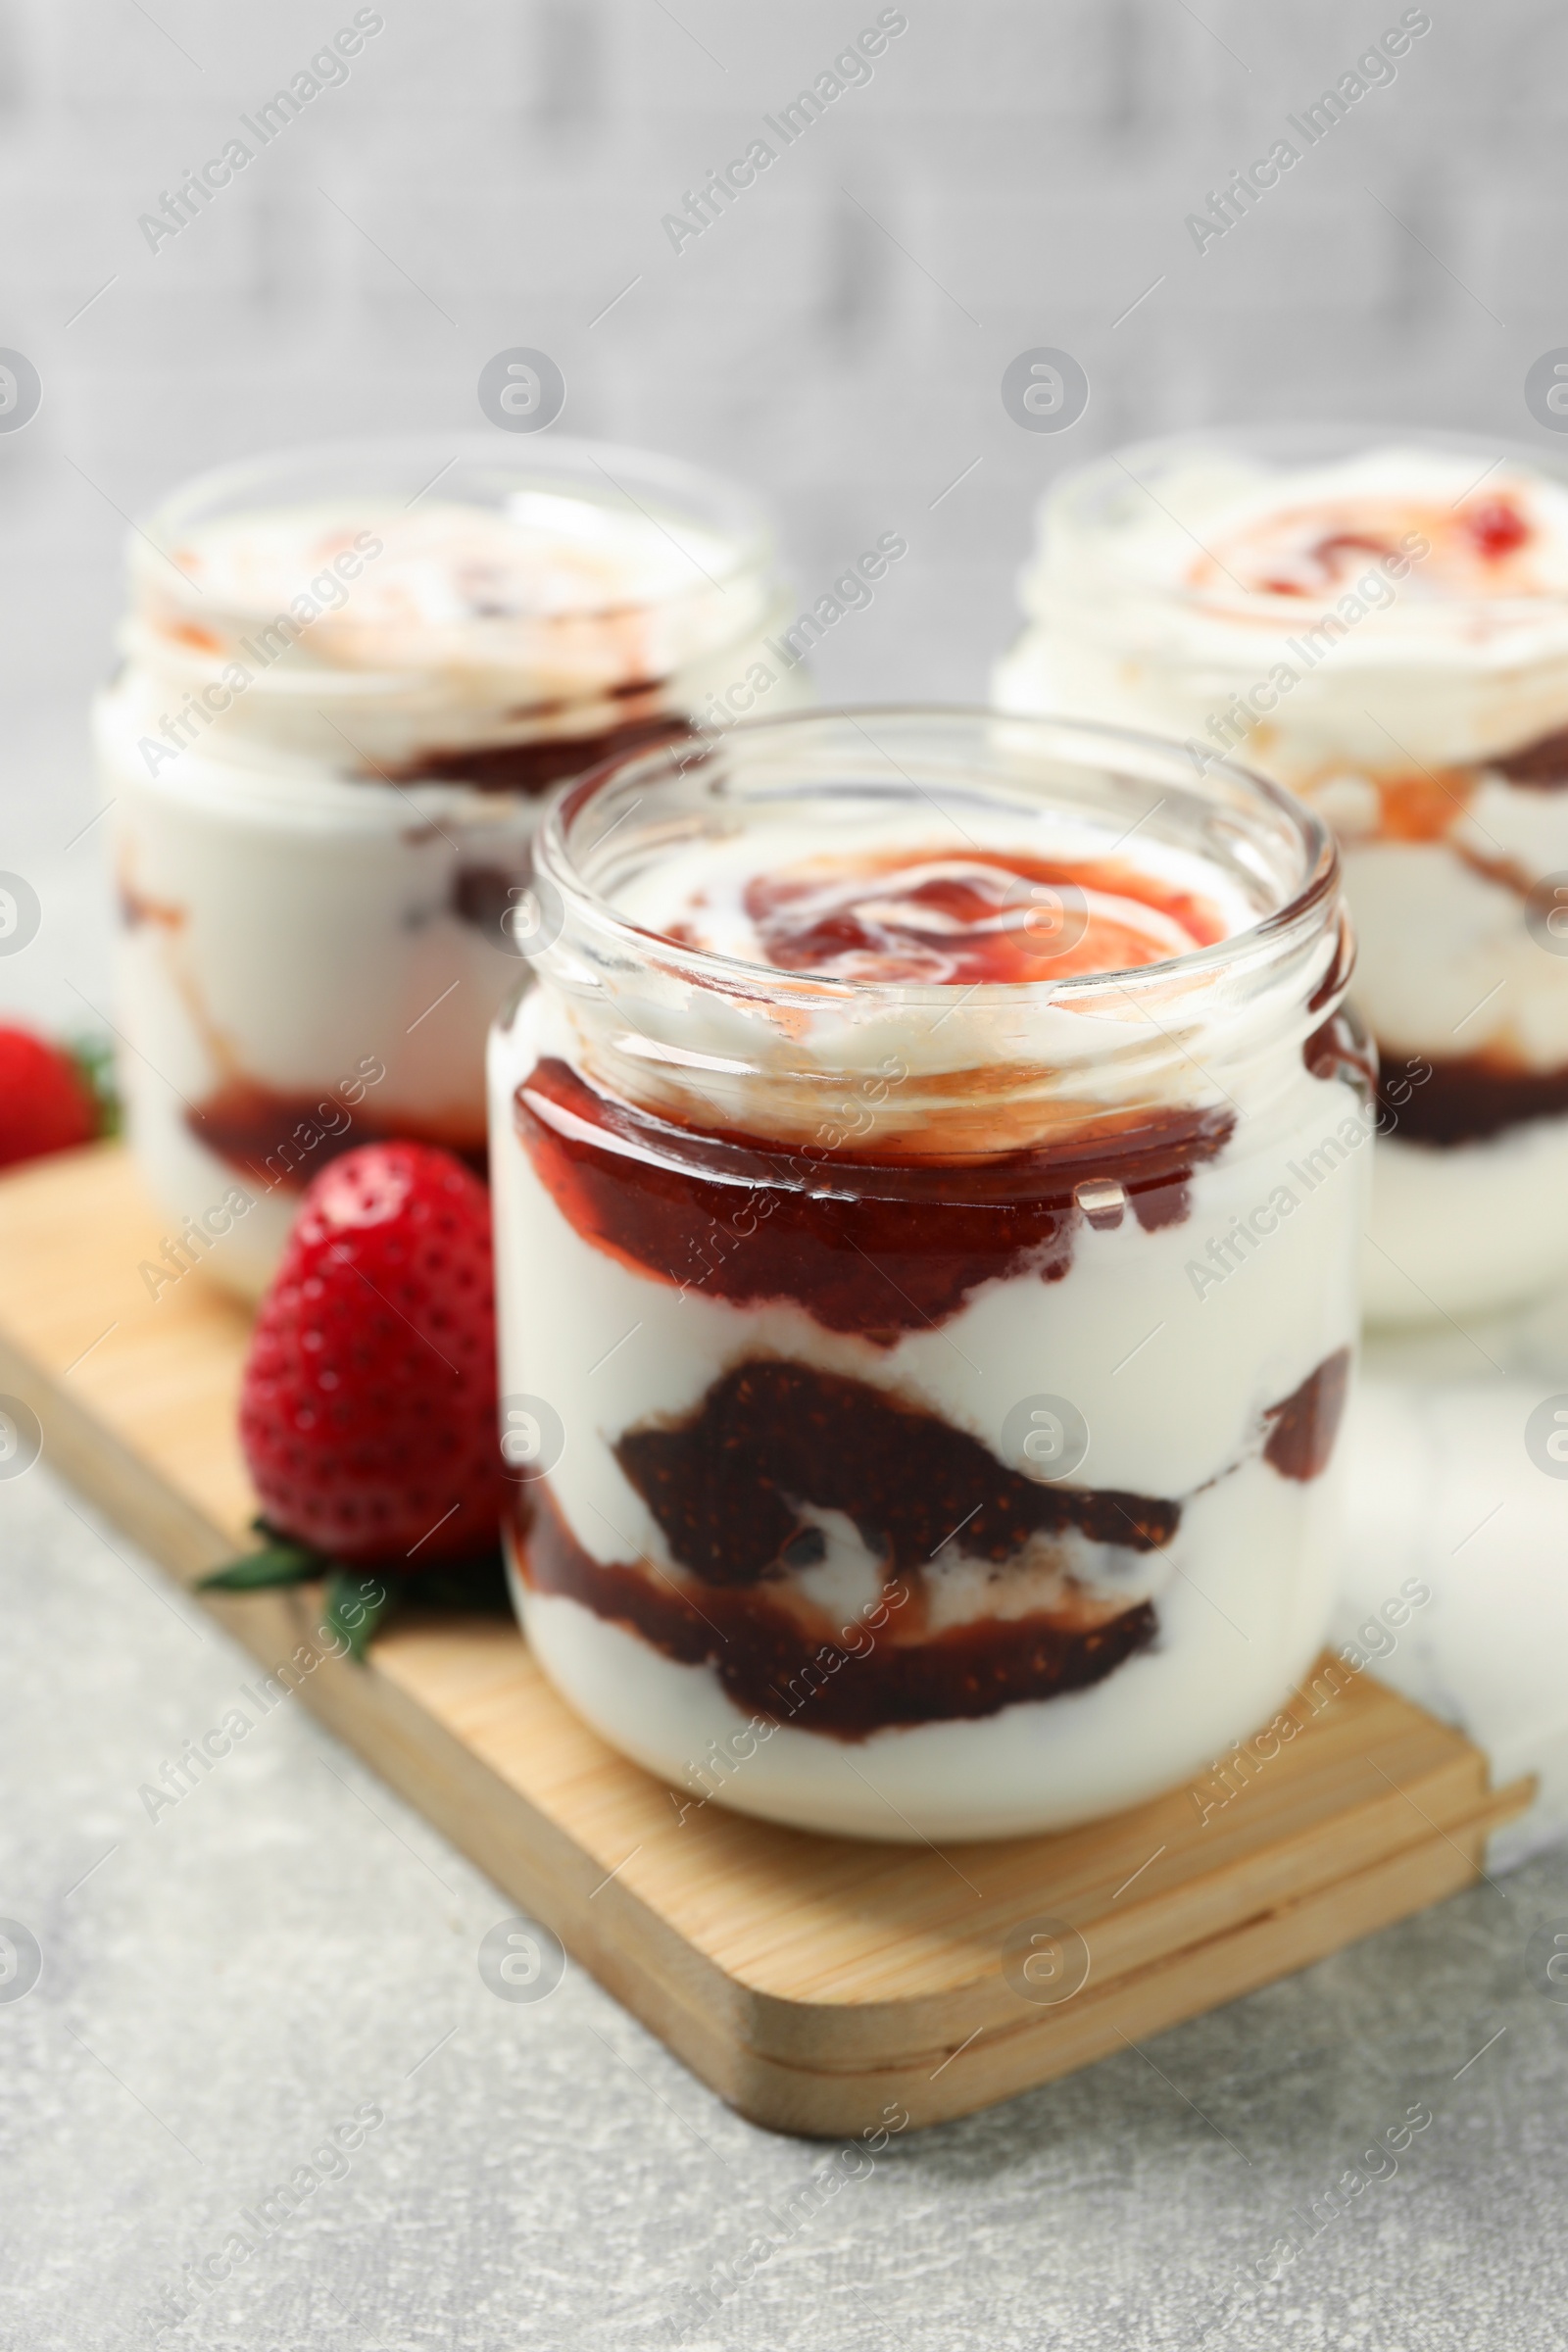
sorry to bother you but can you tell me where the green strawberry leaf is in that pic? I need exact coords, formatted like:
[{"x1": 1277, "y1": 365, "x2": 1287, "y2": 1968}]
[
  {"x1": 322, "y1": 1569, "x2": 397, "y2": 1662},
  {"x1": 198, "y1": 1541, "x2": 325, "y2": 1591},
  {"x1": 195, "y1": 1520, "x2": 507, "y2": 1659},
  {"x1": 67, "y1": 1034, "x2": 122, "y2": 1141}
]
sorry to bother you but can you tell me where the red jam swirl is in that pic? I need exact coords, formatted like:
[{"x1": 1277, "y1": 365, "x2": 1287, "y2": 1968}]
[
  {"x1": 1194, "y1": 492, "x2": 1537, "y2": 602},
  {"x1": 188, "y1": 1084, "x2": 486, "y2": 1190},
  {"x1": 671, "y1": 845, "x2": 1227, "y2": 986},
  {"x1": 387, "y1": 710, "x2": 694, "y2": 796},
  {"x1": 614, "y1": 1359, "x2": 1182, "y2": 1587},
  {"x1": 1493, "y1": 725, "x2": 1568, "y2": 788},
  {"x1": 515, "y1": 1057, "x2": 1236, "y2": 1344},
  {"x1": 513, "y1": 1483, "x2": 1158, "y2": 1737},
  {"x1": 509, "y1": 1352, "x2": 1351, "y2": 1737},
  {"x1": 1262, "y1": 1350, "x2": 1351, "y2": 1482},
  {"x1": 1373, "y1": 1053, "x2": 1568, "y2": 1147}
]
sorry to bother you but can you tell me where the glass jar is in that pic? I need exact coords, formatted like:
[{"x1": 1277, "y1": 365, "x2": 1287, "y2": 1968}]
[
  {"x1": 996, "y1": 425, "x2": 1568, "y2": 1325},
  {"x1": 487, "y1": 709, "x2": 1364, "y2": 1840},
  {"x1": 96, "y1": 434, "x2": 806, "y2": 1295}
]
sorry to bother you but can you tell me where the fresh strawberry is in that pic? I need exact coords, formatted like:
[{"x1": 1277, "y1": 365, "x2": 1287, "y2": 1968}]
[
  {"x1": 0, "y1": 1026, "x2": 101, "y2": 1171},
  {"x1": 237, "y1": 1143, "x2": 505, "y2": 1571}
]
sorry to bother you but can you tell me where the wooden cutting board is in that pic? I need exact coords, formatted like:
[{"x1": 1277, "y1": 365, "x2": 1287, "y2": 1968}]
[{"x1": 0, "y1": 1143, "x2": 1532, "y2": 2136}]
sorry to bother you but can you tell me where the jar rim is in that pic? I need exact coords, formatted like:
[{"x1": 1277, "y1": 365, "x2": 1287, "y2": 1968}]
[{"x1": 535, "y1": 704, "x2": 1341, "y2": 1010}]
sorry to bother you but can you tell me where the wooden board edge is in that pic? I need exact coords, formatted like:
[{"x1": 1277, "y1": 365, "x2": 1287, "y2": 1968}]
[
  {"x1": 716, "y1": 1765, "x2": 1538, "y2": 2074},
  {"x1": 86, "y1": 1549, "x2": 1550, "y2": 2134},
  {"x1": 706, "y1": 1805, "x2": 1508, "y2": 2136},
  {"x1": 68, "y1": 1529, "x2": 1528, "y2": 2145},
  {"x1": 172, "y1": 1601, "x2": 1540, "y2": 2141}
]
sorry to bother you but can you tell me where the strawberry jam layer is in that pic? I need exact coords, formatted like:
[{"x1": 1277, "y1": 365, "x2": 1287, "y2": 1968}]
[
  {"x1": 188, "y1": 1084, "x2": 487, "y2": 1191},
  {"x1": 1371, "y1": 1052, "x2": 1568, "y2": 1147},
  {"x1": 510, "y1": 1352, "x2": 1350, "y2": 1737},
  {"x1": 385, "y1": 710, "x2": 694, "y2": 796},
  {"x1": 514, "y1": 1483, "x2": 1158, "y2": 1736},
  {"x1": 670, "y1": 845, "x2": 1226, "y2": 986},
  {"x1": 1261, "y1": 1349, "x2": 1350, "y2": 1482},
  {"x1": 615, "y1": 1360, "x2": 1181, "y2": 1587},
  {"x1": 1493, "y1": 725, "x2": 1568, "y2": 787},
  {"x1": 515, "y1": 1056, "x2": 1235, "y2": 1343}
]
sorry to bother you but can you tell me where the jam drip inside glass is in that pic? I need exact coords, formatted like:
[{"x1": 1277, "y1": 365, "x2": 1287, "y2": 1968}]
[
  {"x1": 188, "y1": 1085, "x2": 487, "y2": 1189},
  {"x1": 1374, "y1": 1052, "x2": 1568, "y2": 1146},
  {"x1": 510, "y1": 1350, "x2": 1351, "y2": 1737},
  {"x1": 1262, "y1": 1349, "x2": 1350, "y2": 1482},
  {"x1": 515, "y1": 1058, "x2": 1236, "y2": 1343},
  {"x1": 1492, "y1": 725, "x2": 1568, "y2": 788},
  {"x1": 384, "y1": 710, "x2": 694, "y2": 796},
  {"x1": 514, "y1": 1482, "x2": 1158, "y2": 1737},
  {"x1": 615, "y1": 1359, "x2": 1181, "y2": 1587}
]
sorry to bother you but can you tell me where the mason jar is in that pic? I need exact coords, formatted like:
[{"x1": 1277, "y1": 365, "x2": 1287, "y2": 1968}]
[
  {"x1": 996, "y1": 425, "x2": 1568, "y2": 1324},
  {"x1": 96, "y1": 434, "x2": 806, "y2": 1295},
  {"x1": 487, "y1": 709, "x2": 1365, "y2": 1840}
]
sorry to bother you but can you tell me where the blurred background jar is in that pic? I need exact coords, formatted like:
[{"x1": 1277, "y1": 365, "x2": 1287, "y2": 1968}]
[
  {"x1": 95, "y1": 434, "x2": 805, "y2": 1294},
  {"x1": 996, "y1": 425, "x2": 1568, "y2": 1326}
]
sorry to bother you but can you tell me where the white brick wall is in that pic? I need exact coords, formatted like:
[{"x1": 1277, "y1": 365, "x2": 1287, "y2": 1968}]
[{"x1": 0, "y1": 0, "x2": 1545, "y2": 1025}]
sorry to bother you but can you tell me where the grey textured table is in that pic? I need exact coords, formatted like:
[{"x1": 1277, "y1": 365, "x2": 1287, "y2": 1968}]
[{"x1": 3, "y1": 1460, "x2": 1564, "y2": 2352}]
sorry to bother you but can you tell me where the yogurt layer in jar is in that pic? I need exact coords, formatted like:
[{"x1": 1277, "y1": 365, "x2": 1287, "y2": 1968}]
[
  {"x1": 995, "y1": 428, "x2": 1568, "y2": 1324},
  {"x1": 488, "y1": 709, "x2": 1365, "y2": 1840},
  {"x1": 96, "y1": 435, "x2": 804, "y2": 1295}
]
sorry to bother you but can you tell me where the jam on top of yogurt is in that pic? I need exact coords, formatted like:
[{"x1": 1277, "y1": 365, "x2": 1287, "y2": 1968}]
[
  {"x1": 1188, "y1": 483, "x2": 1548, "y2": 604},
  {"x1": 155, "y1": 495, "x2": 742, "y2": 657},
  {"x1": 666, "y1": 842, "x2": 1227, "y2": 986}
]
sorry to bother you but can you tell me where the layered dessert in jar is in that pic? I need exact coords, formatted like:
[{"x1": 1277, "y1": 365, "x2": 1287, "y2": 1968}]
[
  {"x1": 995, "y1": 428, "x2": 1568, "y2": 1324},
  {"x1": 488, "y1": 710, "x2": 1365, "y2": 1839},
  {"x1": 96, "y1": 436, "x2": 803, "y2": 1294}
]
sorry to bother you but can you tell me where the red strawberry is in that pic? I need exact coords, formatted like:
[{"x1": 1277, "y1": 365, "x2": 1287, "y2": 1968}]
[
  {"x1": 239, "y1": 1143, "x2": 505, "y2": 1569},
  {"x1": 0, "y1": 1026, "x2": 100, "y2": 1170}
]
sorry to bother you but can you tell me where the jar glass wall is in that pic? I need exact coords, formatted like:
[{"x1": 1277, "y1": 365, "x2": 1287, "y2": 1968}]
[
  {"x1": 97, "y1": 434, "x2": 806, "y2": 1293},
  {"x1": 488, "y1": 709, "x2": 1364, "y2": 1839},
  {"x1": 996, "y1": 425, "x2": 1568, "y2": 1324}
]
